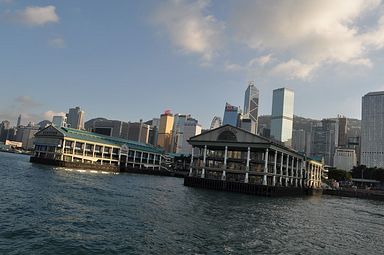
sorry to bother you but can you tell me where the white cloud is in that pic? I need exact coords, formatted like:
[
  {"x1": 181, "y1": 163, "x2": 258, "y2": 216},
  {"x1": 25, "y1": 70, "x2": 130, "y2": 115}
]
[
  {"x1": 48, "y1": 37, "x2": 65, "y2": 48},
  {"x1": 43, "y1": 111, "x2": 65, "y2": 121},
  {"x1": 153, "y1": 0, "x2": 224, "y2": 62},
  {"x1": 271, "y1": 59, "x2": 318, "y2": 80},
  {"x1": 229, "y1": 0, "x2": 384, "y2": 79},
  {"x1": 8, "y1": 5, "x2": 59, "y2": 26}
]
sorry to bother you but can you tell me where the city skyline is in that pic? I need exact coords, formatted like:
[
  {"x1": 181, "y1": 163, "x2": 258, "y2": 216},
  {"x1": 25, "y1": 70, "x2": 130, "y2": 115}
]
[{"x1": 2, "y1": 1, "x2": 384, "y2": 128}]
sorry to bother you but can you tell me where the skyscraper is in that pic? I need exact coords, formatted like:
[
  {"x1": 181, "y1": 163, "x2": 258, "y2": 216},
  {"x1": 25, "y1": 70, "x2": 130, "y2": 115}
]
[
  {"x1": 17, "y1": 114, "x2": 22, "y2": 127},
  {"x1": 157, "y1": 110, "x2": 174, "y2": 152},
  {"x1": 243, "y1": 81, "x2": 259, "y2": 134},
  {"x1": 52, "y1": 115, "x2": 67, "y2": 128},
  {"x1": 310, "y1": 119, "x2": 338, "y2": 166},
  {"x1": 338, "y1": 115, "x2": 348, "y2": 148},
  {"x1": 223, "y1": 103, "x2": 240, "y2": 127},
  {"x1": 67, "y1": 107, "x2": 85, "y2": 130},
  {"x1": 361, "y1": 91, "x2": 384, "y2": 167},
  {"x1": 270, "y1": 88, "x2": 294, "y2": 147}
]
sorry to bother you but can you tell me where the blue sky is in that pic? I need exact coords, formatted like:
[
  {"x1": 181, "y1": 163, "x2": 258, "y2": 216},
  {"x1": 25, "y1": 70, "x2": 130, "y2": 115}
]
[{"x1": 1, "y1": 0, "x2": 384, "y2": 127}]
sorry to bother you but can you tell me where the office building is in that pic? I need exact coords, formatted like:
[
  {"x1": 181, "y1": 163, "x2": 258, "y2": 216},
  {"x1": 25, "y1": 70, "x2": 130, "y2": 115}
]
[
  {"x1": 52, "y1": 116, "x2": 67, "y2": 128},
  {"x1": 334, "y1": 148, "x2": 357, "y2": 171},
  {"x1": 361, "y1": 91, "x2": 384, "y2": 167},
  {"x1": 210, "y1": 116, "x2": 222, "y2": 130},
  {"x1": 17, "y1": 114, "x2": 22, "y2": 127},
  {"x1": 310, "y1": 119, "x2": 338, "y2": 166},
  {"x1": 175, "y1": 117, "x2": 202, "y2": 155},
  {"x1": 157, "y1": 111, "x2": 174, "y2": 152},
  {"x1": 270, "y1": 88, "x2": 294, "y2": 147},
  {"x1": 127, "y1": 120, "x2": 150, "y2": 144},
  {"x1": 338, "y1": 115, "x2": 348, "y2": 148},
  {"x1": 223, "y1": 103, "x2": 240, "y2": 127},
  {"x1": 85, "y1": 118, "x2": 129, "y2": 140},
  {"x1": 0, "y1": 120, "x2": 11, "y2": 142},
  {"x1": 67, "y1": 107, "x2": 85, "y2": 130},
  {"x1": 243, "y1": 81, "x2": 259, "y2": 134},
  {"x1": 292, "y1": 129, "x2": 306, "y2": 153}
]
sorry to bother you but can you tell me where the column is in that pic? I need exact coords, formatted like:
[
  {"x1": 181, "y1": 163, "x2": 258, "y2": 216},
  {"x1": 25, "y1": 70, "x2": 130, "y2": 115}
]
[
  {"x1": 222, "y1": 146, "x2": 228, "y2": 180},
  {"x1": 294, "y1": 158, "x2": 299, "y2": 187},
  {"x1": 245, "y1": 147, "x2": 250, "y2": 183},
  {"x1": 285, "y1": 155, "x2": 289, "y2": 186},
  {"x1": 291, "y1": 157, "x2": 295, "y2": 186},
  {"x1": 159, "y1": 155, "x2": 162, "y2": 170},
  {"x1": 279, "y1": 152, "x2": 284, "y2": 185},
  {"x1": 272, "y1": 150, "x2": 277, "y2": 186},
  {"x1": 189, "y1": 147, "x2": 194, "y2": 176},
  {"x1": 263, "y1": 148, "x2": 269, "y2": 185},
  {"x1": 133, "y1": 150, "x2": 136, "y2": 168},
  {"x1": 201, "y1": 145, "x2": 207, "y2": 178},
  {"x1": 60, "y1": 139, "x2": 65, "y2": 161}
]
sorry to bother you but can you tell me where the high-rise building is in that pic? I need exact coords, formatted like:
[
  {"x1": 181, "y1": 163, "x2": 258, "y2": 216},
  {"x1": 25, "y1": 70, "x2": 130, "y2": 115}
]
[
  {"x1": 171, "y1": 114, "x2": 189, "y2": 153},
  {"x1": 17, "y1": 114, "x2": 22, "y2": 127},
  {"x1": 292, "y1": 129, "x2": 306, "y2": 153},
  {"x1": 127, "y1": 120, "x2": 150, "y2": 144},
  {"x1": 67, "y1": 107, "x2": 84, "y2": 130},
  {"x1": 361, "y1": 91, "x2": 384, "y2": 167},
  {"x1": 243, "y1": 81, "x2": 259, "y2": 134},
  {"x1": 334, "y1": 148, "x2": 357, "y2": 171},
  {"x1": 52, "y1": 116, "x2": 67, "y2": 128},
  {"x1": 223, "y1": 103, "x2": 240, "y2": 127},
  {"x1": 157, "y1": 111, "x2": 174, "y2": 152},
  {"x1": 175, "y1": 117, "x2": 202, "y2": 155},
  {"x1": 0, "y1": 120, "x2": 11, "y2": 142},
  {"x1": 210, "y1": 116, "x2": 222, "y2": 129},
  {"x1": 270, "y1": 88, "x2": 294, "y2": 147},
  {"x1": 310, "y1": 119, "x2": 338, "y2": 166},
  {"x1": 85, "y1": 118, "x2": 129, "y2": 140},
  {"x1": 338, "y1": 115, "x2": 348, "y2": 148}
]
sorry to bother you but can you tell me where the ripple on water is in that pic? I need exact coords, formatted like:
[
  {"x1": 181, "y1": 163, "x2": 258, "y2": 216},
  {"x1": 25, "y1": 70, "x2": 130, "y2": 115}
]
[{"x1": 0, "y1": 152, "x2": 384, "y2": 254}]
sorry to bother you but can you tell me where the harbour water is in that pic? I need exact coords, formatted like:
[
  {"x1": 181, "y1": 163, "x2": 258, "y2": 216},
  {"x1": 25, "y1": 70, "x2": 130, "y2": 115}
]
[{"x1": 0, "y1": 151, "x2": 383, "y2": 254}]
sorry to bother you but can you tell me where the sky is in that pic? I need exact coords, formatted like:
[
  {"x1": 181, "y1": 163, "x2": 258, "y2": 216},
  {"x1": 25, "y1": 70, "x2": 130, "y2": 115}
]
[{"x1": 1, "y1": 0, "x2": 384, "y2": 128}]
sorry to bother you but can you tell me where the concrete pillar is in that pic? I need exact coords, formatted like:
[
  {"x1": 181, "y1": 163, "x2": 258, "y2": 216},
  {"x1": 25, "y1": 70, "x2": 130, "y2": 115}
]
[
  {"x1": 245, "y1": 147, "x2": 250, "y2": 183},
  {"x1": 201, "y1": 145, "x2": 207, "y2": 178},
  {"x1": 279, "y1": 152, "x2": 284, "y2": 185},
  {"x1": 272, "y1": 150, "x2": 277, "y2": 186},
  {"x1": 133, "y1": 150, "x2": 136, "y2": 168},
  {"x1": 291, "y1": 156, "x2": 295, "y2": 186},
  {"x1": 285, "y1": 155, "x2": 289, "y2": 186},
  {"x1": 222, "y1": 146, "x2": 228, "y2": 180},
  {"x1": 159, "y1": 155, "x2": 162, "y2": 170},
  {"x1": 189, "y1": 147, "x2": 194, "y2": 176},
  {"x1": 294, "y1": 158, "x2": 298, "y2": 187},
  {"x1": 263, "y1": 148, "x2": 269, "y2": 185}
]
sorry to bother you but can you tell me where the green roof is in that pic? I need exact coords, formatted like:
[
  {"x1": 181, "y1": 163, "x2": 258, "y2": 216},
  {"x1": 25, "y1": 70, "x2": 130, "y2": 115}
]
[{"x1": 60, "y1": 127, "x2": 163, "y2": 154}]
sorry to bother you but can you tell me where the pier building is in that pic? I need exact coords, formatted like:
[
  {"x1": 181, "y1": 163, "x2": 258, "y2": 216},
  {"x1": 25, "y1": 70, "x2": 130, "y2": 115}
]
[
  {"x1": 185, "y1": 125, "x2": 323, "y2": 195},
  {"x1": 31, "y1": 125, "x2": 166, "y2": 172}
]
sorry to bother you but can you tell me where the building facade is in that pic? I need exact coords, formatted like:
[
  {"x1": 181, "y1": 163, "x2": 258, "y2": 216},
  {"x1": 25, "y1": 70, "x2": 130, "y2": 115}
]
[
  {"x1": 157, "y1": 111, "x2": 174, "y2": 152},
  {"x1": 310, "y1": 119, "x2": 338, "y2": 166},
  {"x1": 52, "y1": 116, "x2": 67, "y2": 128},
  {"x1": 223, "y1": 103, "x2": 240, "y2": 127},
  {"x1": 270, "y1": 88, "x2": 294, "y2": 147},
  {"x1": 32, "y1": 125, "x2": 165, "y2": 171},
  {"x1": 243, "y1": 81, "x2": 259, "y2": 134},
  {"x1": 67, "y1": 107, "x2": 85, "y2": 130},
  {"x1": 361, "y1": 91, "x2": 384, "y2": 168},
  {"x1": 187, "y1": 125, "x2": 323, "y2": 189},
  {"x1": 334, "y1": 148, "x2": 357, "y2": 171}
]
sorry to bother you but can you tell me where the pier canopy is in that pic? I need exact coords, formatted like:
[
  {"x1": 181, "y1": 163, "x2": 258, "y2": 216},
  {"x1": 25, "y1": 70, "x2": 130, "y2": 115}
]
[{"x1": 187, "y1": 125, "x2": 323, "y2": 188}]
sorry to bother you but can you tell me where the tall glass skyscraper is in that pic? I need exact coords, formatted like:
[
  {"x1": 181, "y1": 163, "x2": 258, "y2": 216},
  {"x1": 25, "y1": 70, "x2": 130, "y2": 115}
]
[
  {"x1": 67, "y1": 106, "x2": 85, "y2": 130},
  {"x1": 223, "y1": 103, "x2": 239, "y2": 127},
  {"x1": 243, "y1": 81, "x2": 259, "y2": 134},
  {"x1": 361, "y1": 91, "x2": 384, "y2": 168},
  {"x1": 270, "y1": 88, "x2": 294, "y2": 147}
]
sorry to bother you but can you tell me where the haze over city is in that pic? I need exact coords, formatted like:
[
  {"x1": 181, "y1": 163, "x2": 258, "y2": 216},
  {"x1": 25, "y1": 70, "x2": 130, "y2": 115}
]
[{"x1": 2, "y1": 0, "x2": 384, "y2": 127}]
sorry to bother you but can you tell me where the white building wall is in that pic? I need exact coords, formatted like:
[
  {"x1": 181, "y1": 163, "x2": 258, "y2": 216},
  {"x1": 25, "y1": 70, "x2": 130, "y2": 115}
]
[
  {"x1": 334, "y1": 148, "x2": 357, "y2": 171},
  {"x1": 177, "y1": 120, "x2": 202, "y2": 155},
  {"x1": 270, "y1": 88, "x2": 294, "y2": 146}
]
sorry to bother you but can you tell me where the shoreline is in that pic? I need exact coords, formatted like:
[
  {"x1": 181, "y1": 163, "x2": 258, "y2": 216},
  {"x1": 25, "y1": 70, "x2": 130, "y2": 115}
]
[{"x1": 324, "y1": 188, "x2": 384, "y2": 201}]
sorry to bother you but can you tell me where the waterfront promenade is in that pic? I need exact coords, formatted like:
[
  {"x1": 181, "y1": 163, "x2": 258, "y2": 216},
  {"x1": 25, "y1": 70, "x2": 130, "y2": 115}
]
[{"x1": 1, "y1": 152, "x2": 384, "y2": 255}]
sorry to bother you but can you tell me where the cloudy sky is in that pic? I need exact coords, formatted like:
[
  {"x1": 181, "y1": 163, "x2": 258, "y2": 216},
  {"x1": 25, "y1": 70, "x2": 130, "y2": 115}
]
[{"x1": 1, "y1": 0, "x2": 384, "y2": 127}]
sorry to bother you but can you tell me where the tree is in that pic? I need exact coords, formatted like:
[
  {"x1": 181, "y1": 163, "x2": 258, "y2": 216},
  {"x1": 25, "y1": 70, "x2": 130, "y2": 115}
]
[{"x1": 328, "y1": 169, "x2": 352, "y2": 181}]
